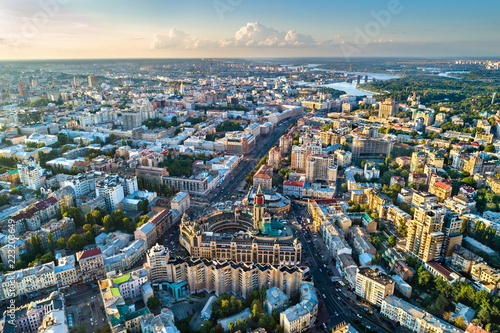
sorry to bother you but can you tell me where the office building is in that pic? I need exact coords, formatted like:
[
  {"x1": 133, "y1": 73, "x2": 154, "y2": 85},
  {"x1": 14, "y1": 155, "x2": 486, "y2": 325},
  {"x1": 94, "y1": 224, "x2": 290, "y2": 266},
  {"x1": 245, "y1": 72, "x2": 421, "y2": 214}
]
[
  {"x1": 88, "y1": 75, "x2": 98, "y2": 87},
  {"x1": 351, "y1": 136, "x2": 392, "y2": 159},
  {"x1": 378, "y1": 98, "x2": 399, "y2": 118},
  {"x1": 305, "y1": 155, "x2": 336, "y2": 183}
]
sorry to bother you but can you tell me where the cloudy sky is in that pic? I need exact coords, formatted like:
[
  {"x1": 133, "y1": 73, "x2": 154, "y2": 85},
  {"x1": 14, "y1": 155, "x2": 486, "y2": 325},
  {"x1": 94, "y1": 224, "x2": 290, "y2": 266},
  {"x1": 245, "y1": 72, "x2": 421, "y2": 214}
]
[{"x1": 1, "y1": 0, "x2": 499, "y2": 60}]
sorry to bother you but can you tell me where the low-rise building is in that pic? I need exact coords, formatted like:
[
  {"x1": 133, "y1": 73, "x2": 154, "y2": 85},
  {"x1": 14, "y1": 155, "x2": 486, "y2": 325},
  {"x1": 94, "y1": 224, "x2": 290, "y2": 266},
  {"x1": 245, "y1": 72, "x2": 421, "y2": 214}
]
[
  {"x1": 265, "y1": 287, "x2": 289, "y2": 315},
  {"x1": 76, "y1": 247, "x2": 105, "y2": 283},
  {"x1": 280, "y1": 283, "x2": 318, "y2": 333},
  {"x1": 450, "y1": 245, "x2": 483, "y2": 274},
  {"x1": 381, "y1": 296, "x2": 464, "y2": 333}
]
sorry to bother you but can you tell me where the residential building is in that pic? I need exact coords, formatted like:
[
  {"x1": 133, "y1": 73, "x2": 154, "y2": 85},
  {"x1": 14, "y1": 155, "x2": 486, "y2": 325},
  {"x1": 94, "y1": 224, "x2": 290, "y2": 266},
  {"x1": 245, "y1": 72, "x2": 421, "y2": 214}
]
[
  {"x1": 253, "y1": 164, "x2": 273, "y2": 190},
  {"x1": 280, "y1": 283, "x2": 318, "y2": 333},
  {"x1": 450, "y1": 245, "x2": 483, "y2": 274},
  {"x1": 161, "y1": 256, "x2": 307, "y2": 299},
  {"x1": 406, "y1": 205, "x2": 444, "y2": 262},
  {"x1": 3, "y1": 291, "x2": 64, "y2": 333},
  {"x1": 17, "y1": 157, "x2": 46, "y2": 190},
  {"x1": 305, "y1": 154, "x2": 336, "y2": 182},
  {"x1": 99, "y1": 268, "x2": 150, "y2": 333},
  {"x1": 283, "y1": 180, "x2": 304, "y2": 198},
  {"x1": 170, "y1": 191, "x2": 191, "y2": 215},
  {"x1": 55, "y1": 255, "x2": 78, "y2": 288},
  {"x1": 76, "y1": 247, "x2": 105, "y2": 283},
  {"x1": 381, "y1": 296, "x2": 464, "y2": 333},
  {"x1": 471, "y1": 262, "x2": 500, "y2": 288},
  {"x1": 0, "y1": 262, "x2": 57, "y2": 301},
  {"x1": 429, "y1": 182, "x2": 453, "y2": 202},
  {"x1": 355, "y1": 267, "x2": 394, "y2": 307},
  {"x1": 265, "y1": 287, "x2": 289, "y2": 315}
]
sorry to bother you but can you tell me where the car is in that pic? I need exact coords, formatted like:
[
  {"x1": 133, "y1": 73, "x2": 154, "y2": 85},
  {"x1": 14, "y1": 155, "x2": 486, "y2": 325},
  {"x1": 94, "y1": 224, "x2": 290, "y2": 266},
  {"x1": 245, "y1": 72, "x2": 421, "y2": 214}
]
[
  {"x1": 337, "y1": 297, "x2": 341, "y2": 300},
  {"x1": 322, "y1": 294, "x2": 326, "y2": 298},
  {"x1": 319, "y1": 268, "x2": 322, "y2": 272},
  {"x1": 357, "y1": 314, "x2": 362, "y2": 318}
]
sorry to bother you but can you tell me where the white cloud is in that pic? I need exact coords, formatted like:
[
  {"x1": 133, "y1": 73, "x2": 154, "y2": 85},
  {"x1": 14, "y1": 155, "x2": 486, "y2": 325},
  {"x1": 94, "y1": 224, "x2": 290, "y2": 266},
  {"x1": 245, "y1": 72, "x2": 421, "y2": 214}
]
[
  {"x1": 151, "y1": 22, "x2": 319, "y2": 50},
  {"x1": 226, "y1": 22, "x2": 317, "y2": 48},
  {"x1": 150, "y1": 28, "x2": 216, "y2": 49}
]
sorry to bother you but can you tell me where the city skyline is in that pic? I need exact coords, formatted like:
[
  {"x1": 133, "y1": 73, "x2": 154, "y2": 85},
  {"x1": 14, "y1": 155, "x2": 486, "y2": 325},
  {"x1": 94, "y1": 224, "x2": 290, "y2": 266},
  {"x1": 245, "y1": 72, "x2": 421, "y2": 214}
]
[{"x1": 1, "y1": 0, "x2": 500, "y2": 60}]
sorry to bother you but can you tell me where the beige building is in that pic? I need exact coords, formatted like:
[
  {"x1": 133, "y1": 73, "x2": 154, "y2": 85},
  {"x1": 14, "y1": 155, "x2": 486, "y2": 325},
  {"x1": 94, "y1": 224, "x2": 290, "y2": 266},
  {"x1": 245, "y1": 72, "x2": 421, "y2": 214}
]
[
  {"x1": 291, "y1": 143, "x2": 322, "y2": 172},
  {"x1": 410, "y1": 152, "x2": 426, "y2": 173},
  {"x1": 146, "y1": 243, "x2": 171, "y2": 283},
  {"x1": 279, "y1": 135, "x2": 293, "y2": 155},
  {"x1": 268, "y1": 146, "x2": 282, "y2": 167},
  {"x1": 170, "y1": 191, "x2": 191, "y2": 215},
  {"x1": 471, "y1": 262, "x2": 500, "y2": 288},
  {"x1": 429, "y1": 181, "x2": 452, "y2": 202},
  {"x1": 280, "y1": 283, "x2": 318, "y2": 333},
  {"x1": 162, "y1": 256, "x2": 307, "y2": 299},
  {"x1": 463, "y1": 155, "x2": 483, "y2": 176},
  {"x1": 450, "y1": 245, "x2": 483, "y2": 274},
  {"x1": 351, "y1": 136, "x2": 392, "y2": 159},
  {"x1": 305, "y1": 154, "x2": 336, "y2": 183},
  {"x1": 55, "y1": 255, "x2": 78, "y2": 288},
  {"x1": 367, "y1": 189, "x2": 392, "y2": 219},
  {"x1": 355, "y1": 267, "x2": 394, "y2": 307},
  {"x1": 76, "y1": 247, "x2": 105, "y2": 283},
  {"x1": 378, "y1": 98, "x2": 399, "y2": 118},
  {"x1": 406, "y1": 206, "x2": 444, "y2": 262},
  {"x1": 0, "y1": 262, "x2": 57, "y2": 301},
  {"x1": 253, "y1": 164, "x2": 273, "y2": 190}
]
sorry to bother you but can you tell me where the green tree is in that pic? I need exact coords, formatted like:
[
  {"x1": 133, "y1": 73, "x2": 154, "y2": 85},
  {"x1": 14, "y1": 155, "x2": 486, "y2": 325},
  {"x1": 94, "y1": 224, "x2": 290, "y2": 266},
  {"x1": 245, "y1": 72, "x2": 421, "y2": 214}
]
[
  {"x1": 68, "y1": 234, "x2": 85, "y2": 251},
  {"x1": 147, "y1": 296, "x2": 161, "y2": 310},
  {"x1": 47, "y1": 232, "x2": 55, "y2": 252},
  {"x1": 84, "y1": 231, "x2": 95, "y2": 245},
  {"x1": 56, "y1": 238, "x2": 66, "y2": 250},
  {"x1": 484, "y1": 144, "x2": 496, "y2": 153},
  {"x1": 417, "y1": 267, "x2": 433, "y2": 287},
  {"x1": 30, "y1": 234, "x2": 43, "y2": 253},
  {"x1": 83, "y1": 224, "x2": 93, "y2": 233},
  {"x1": 138, "y1": 199, "x2": 149, "y2": 214},
  {"x1": 103, "y1": 215, "x2": 113, "y2": 231},
  {"x1": 461, "y1": 220, "x2": 468, "y2": 234},
  {"x1": 85, "y1": 212, "x2": 95, "y2": 225},
  {"x1": 388, "y1": 235, "x2": 396, "y2": 247},
  {"x1": 92, "y1": 210, "x2": 103, "y2": 225}
]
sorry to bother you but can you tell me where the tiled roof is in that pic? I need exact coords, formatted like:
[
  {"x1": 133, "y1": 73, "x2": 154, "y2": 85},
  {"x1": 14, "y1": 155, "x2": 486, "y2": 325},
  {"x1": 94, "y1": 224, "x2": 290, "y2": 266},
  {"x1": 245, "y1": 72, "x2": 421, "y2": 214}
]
[{"x1": 77, "y1": 247, "x2": 102, "y2": 260}]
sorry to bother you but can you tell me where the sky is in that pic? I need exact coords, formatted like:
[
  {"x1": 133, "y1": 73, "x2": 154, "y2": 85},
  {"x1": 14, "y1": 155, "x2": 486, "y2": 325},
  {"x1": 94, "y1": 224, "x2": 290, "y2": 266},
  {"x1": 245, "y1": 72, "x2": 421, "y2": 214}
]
[{"x1": 1, "y1": 0, "x2": 499, "y2": 60}]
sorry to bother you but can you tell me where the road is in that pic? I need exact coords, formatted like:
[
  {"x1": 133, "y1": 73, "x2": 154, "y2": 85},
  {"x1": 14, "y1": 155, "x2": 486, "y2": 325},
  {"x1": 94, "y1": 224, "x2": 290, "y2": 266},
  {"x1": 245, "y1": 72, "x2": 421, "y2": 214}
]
[
  {"x1": 290, "y1": 203, "x2": 393, "y2": 333},
  {"x1": 209, "y1": 118, "x2": 296, "y2": 204}
]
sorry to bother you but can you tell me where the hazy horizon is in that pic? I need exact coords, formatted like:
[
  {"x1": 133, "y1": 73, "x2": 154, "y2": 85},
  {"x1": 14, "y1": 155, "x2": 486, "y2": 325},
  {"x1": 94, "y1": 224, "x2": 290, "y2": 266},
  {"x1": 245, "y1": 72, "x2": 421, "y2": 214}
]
[{"x1": 2, "y1": 0, "x2": 499, "y2": 60}]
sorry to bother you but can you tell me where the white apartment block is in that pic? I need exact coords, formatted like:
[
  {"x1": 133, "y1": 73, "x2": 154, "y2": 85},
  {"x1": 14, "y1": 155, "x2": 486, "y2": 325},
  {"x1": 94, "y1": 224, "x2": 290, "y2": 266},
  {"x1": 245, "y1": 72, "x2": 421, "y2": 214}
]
[
  {"x1": 381, "y1": 296, "x2": 463, "y2": 333},
  {"x1": 18, "y1": 157, "x2": 46, "y2": 190}
]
